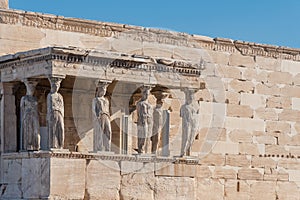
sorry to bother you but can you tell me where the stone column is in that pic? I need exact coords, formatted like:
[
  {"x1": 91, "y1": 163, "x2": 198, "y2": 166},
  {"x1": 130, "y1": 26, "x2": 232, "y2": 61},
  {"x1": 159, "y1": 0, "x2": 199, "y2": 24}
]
[
  {"x1": 47, "y1": 76, "x2": 65, "y2": 150},
  {"x1": 151, "y1": 90, "x2": 169, "y2": 155},
  {"x1": 136, "y1": 85, "x2": 153, "y2": 154},
  {"x1": 121, "y1": 115, "x2": 128, "y2": 154},
  {"x1": 1, "y1": 82, "x2": 17, "y2": 152},
  {"x1": 161, "y1": 110, "x2": 170, "y2": 156},
  {"x1": 0, "y1": 0, "x2": 8, "y2": 9},
  {"x1": 180, "y1": 89, "x2": 200, "y2": 157},
  {"x1": 0, "y1": 89, "x2": 2, "y2": 153},
  {"x1": 92, "y1": 81, "x2": 112, "y2": 152},
  {"x1": 20, "y1": 79, "x2": 40, "y2": 151}
]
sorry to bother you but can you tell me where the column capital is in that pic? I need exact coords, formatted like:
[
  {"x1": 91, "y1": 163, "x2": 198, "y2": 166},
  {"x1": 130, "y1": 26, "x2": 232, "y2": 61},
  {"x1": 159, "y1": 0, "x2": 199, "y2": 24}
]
[
  {"x1": 181, "y1": 87, "x2": 199, "y2": 93},
  {"x1": 95, "y1": 79, "x2": 112, "y2": 87},
  {"x1": 48, "y1": 76, "x2": 64, "y2": 93},
  {"x1": 151, "y1": 90, "x2": 169, "y2": 105},
  {"x1": 22, "y1": 79, "x2": 39, "y2": 90},
  {"x1": 47, "y1": 75, "x2": 66, "y2": 84}
]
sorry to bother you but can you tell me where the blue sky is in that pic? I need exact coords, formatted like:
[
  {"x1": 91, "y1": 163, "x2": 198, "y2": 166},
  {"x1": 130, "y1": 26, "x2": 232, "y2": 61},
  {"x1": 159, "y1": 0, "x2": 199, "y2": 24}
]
[{"x1": 9, "y1": 0, "x2": 300, "y2": 48}]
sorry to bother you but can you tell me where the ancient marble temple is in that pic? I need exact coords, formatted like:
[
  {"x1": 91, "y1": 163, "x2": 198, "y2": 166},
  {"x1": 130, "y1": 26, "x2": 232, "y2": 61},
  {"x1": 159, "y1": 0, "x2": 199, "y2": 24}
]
[{"x1": 1, "y1": 0, "x2": 300, "y2": 199}]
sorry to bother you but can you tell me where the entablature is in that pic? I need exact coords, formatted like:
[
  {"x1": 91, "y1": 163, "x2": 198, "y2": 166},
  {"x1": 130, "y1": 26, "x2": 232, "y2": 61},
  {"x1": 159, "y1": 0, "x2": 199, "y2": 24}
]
[{"x1": 0, "y1": 46, "x2": 205, "y2": 89}]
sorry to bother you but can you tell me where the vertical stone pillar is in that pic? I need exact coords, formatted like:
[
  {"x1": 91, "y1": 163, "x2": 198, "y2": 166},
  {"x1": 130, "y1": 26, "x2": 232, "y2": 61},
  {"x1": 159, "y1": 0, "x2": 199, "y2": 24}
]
[
  {"x1": 151, "y1": 89, "x2": 169, "y2": 155},
  {"x1": 47, "y1": 76, "x2": 65, "y2": 150},
  {"x1": 20, "y1": 79, "x2": 40, "y2": 151},
  {"x1": 1, "y1": 82, "x2": 17, "y2": 152},
  {"x1": 136, "y1": 85, "x2": 153, "y2": 154},
  {"x1": 161, "y1": 110, "x2": 170, "y2": 156},
  {"x1": 119, "y1": 93, "x2": 134, "y2": 154},
  {"x1": 92, "y1": 81, "x2": 112, "y2": 152},
  {"x1": 121, "y1": 115, "x2": 128, "y2": 154},
  {"x1": 0, "y1": 88, "x2": 2, "y2": 153},
  {"x1": 0, "y1": 0, "x2": 8, "y2": 9},
  {"x1": 180, "y1": 89, "x2": 200, "y2": 157}
]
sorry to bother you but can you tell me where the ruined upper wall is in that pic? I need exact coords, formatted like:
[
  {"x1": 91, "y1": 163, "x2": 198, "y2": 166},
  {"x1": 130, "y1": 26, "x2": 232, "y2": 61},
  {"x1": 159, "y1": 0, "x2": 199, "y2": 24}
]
[
  {"x1": 0, "y1": 0, "x2": 8, "y2": 9},
  {"x1": 0, "y1": 9, "x2": 300, "y2": 61},
  {"x1": 2, "y1": 7, "x2": 300, "y2": 200}
]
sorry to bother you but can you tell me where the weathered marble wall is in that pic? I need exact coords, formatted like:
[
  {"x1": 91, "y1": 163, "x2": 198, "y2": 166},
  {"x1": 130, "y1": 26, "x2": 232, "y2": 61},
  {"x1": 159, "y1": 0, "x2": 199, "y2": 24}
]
[
  {"x1": 1, "y1": 153, "x2": 300, "y2": 199},
  {"x1": 1, "y1": 8, "x2": 300, "y2": 200}
]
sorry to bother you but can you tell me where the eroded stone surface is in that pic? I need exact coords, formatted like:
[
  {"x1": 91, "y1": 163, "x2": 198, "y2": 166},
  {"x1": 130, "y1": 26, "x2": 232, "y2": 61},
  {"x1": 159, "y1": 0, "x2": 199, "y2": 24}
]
[
  {"x1": 120, "y1": 172, "x2": 155, "y2": 200},
  {"x1": 50, "y1": 158, "x2": 86, "y2": 199},
  {"x1": 0, "y1": 0, "x2": 8, "y2": 9},
  {"x1": 155, "y1": 177, "x2": 196, "y2": 200},
  {"x1": 1, "y1": 5, "x2": 300, "y2": 200},
  {"x1": 86, "y1": 160, "x2": 121, "y2": 200}
]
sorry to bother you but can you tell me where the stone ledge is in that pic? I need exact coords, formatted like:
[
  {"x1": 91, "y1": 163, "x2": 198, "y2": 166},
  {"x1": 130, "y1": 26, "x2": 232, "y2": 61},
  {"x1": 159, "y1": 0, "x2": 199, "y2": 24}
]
[
  {"x1": 0, "y1": 151, "x2": 179, "y2": 163},
  {"x1": 2, "y1": 152, "x2": 300, "y2": 164}
]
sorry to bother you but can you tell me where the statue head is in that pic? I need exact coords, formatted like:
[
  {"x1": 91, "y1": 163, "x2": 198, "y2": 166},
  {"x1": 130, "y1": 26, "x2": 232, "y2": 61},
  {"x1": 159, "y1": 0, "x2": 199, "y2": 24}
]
[
  {"x1": 156, "y1": 103, "x2": 163, "y2": 109},
  {"x1": 184, "y1": 89, "x2": 195, "y2": 105},
  {"x1": 49, "y1": 77, "x2": 62, "y2": 93},
  {"x1": 96, "y1": 83, "x2": 108, "y2": 97},
  {"x1": 23, "y1": 79, "x2": 38, "y2": 96},
  {"x1": 141, "y1": 86, "x2": 151, "y2": 101}
]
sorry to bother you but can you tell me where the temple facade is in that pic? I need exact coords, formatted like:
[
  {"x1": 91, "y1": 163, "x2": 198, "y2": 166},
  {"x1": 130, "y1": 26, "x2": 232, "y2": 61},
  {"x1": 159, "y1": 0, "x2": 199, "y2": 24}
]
[{"x1": 1, "y1": 1, "x2": 300, "y2": 199}]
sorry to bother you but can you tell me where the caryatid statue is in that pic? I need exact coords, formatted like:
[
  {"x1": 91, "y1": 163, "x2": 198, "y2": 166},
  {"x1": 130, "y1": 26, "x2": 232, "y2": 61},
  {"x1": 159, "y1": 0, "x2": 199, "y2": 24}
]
[
  {"x1": 180, "y1": 89, "x2": 200, "y2": 157},
  {"x1": 20, "y1": 79, "x2": 40, "y2": 151},
  {"x1": 47, "y1": 77, "x2": 65, "y2": 149},
  {"x1": 151, "y1": 90, "x2": 169, "y2": 154},
  {"x1": 137, "y1": 86, "x2": 153, "y2": 154},
  {"x1": 151, "y1": 102, "x2": 163, "y2": 154},
  {"x1": 92, "y1": 81, "x2": 112, "y2": 152}
]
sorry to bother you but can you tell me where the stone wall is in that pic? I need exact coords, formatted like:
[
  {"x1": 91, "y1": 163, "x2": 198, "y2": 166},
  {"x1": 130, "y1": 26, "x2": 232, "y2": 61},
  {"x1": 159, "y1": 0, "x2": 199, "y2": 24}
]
[
  {"x1": 1, "y1": 153, "x2": 299, "y2": 199},
  {"x1": 1, "y1": 8, "x2": 300, "y2": 200}
]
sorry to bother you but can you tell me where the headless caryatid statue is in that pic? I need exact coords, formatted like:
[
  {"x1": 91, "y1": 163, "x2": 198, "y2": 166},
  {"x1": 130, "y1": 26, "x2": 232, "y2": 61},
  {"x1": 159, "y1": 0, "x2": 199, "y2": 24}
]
[
  {"x1": 180, "y1": 89, "x2": 200, "y2": 157},
  {"x1": 92, "y1": 82, "x2": 112, "y2": 152},
  {"x1": 20, "y1": 80, "x2": 40, "y2": 151},
  {"x1": 47, "y1": 77, "x2": 64, "y2": 149},
  {"x1": 137, "y1": 86, "x2": 153, "y2": 154},
  {"x1": 151, "y1": 103, "x2": 163, "y2": 154}
]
